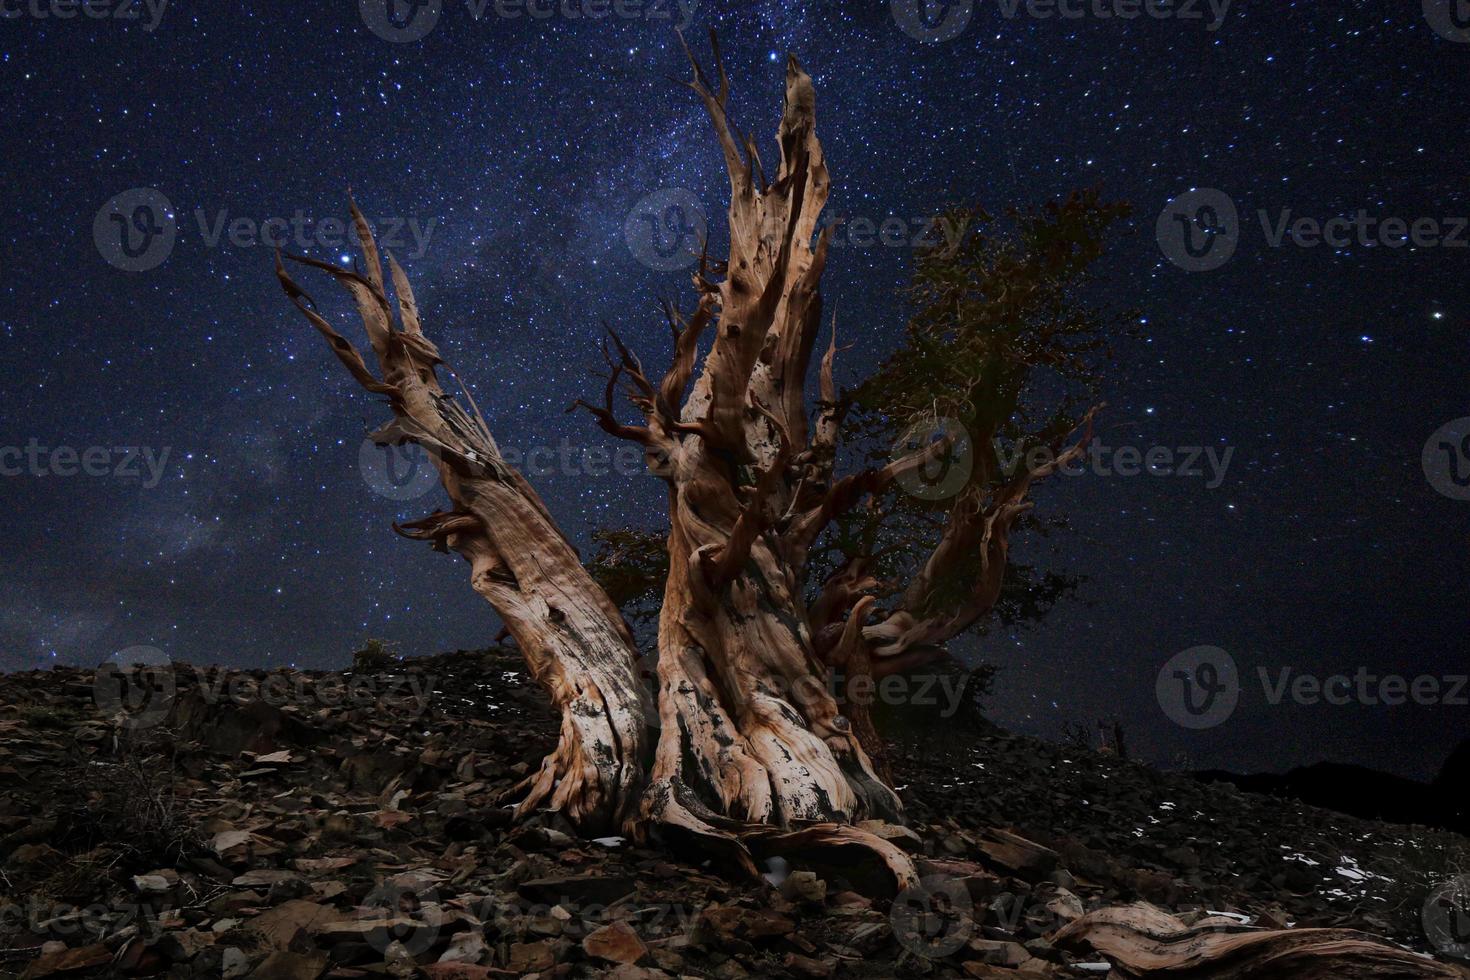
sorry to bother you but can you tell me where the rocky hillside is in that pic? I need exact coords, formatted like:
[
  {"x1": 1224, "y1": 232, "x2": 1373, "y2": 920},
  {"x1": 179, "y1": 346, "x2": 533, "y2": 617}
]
[{"x1": 1, "y1": 650, "x2": 1466, "y2": 979}]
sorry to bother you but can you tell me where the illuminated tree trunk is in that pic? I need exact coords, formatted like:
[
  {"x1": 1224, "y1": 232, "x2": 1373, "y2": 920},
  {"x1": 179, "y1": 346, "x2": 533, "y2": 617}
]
[{"x1": 276, "y1": 34, "x2": 1090, "y2": 887}]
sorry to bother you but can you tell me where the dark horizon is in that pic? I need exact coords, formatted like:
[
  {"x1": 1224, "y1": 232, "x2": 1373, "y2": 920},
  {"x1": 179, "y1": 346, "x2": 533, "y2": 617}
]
[{"x1": 3, "y1": 2, "x2": 1467, "y2": 784}]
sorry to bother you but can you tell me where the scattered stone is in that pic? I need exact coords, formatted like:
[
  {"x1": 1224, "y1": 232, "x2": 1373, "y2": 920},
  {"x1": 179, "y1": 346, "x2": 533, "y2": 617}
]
[
  {"x1": 249, "y1": 950, "x2": 328, "y2": 979},
  {"x1": 245, "y1": 899, "x2": 334, "y2": 950},
  {"x1": 779, "y1": 869, "x2": 828, "y2": 905},
  {"x1": 505, "y1": 940, "x2": 556, "y2": 974},
  {"x1": 0, "y1": 651, "x2": 1463, "y2": 980},
  {"x1": 582, "y1": 920, "x2": 648, "y2": 964},
  {"x1": 427, "y1": 929, "x2": 480, "y2": 964},
  {"x1": 517, "y1": 873, "x2": 635, "y2": 907},
  {"x1": 18, "y1": 944, "x2": 112, "y2": 979}
]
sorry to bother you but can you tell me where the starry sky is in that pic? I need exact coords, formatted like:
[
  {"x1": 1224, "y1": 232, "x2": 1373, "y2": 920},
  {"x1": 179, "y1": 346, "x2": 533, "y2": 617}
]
[{"x1": 2, "y1": 2, "x2": 1466, "y2": 781}]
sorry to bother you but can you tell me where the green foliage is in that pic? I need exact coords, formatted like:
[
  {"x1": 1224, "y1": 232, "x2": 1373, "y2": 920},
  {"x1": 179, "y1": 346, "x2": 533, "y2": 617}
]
[
  {"x1": 353, "y1": 638, "x2": 400, "y2": 671},
  {"x1": 811, "y1": 189, "x2": 1132, "y2": 632},
  {"x1": 586, "y1": 526, "x2": 669, "y2": 636},
  {"x1": 851, "y1": 188, "x2": 1134, "y2": 457},
  {"x1": 20, "y1": 704, "x2": 78, "y2": 730},
  {"x1": 590, "y1": 190, "x2": 1130, "y2": 656}
]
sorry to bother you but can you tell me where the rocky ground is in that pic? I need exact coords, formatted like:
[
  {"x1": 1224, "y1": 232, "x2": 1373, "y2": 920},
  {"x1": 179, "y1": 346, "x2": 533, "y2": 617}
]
[{"x1": 1, "y1": 649, "x2": 1467, "y2": 978}]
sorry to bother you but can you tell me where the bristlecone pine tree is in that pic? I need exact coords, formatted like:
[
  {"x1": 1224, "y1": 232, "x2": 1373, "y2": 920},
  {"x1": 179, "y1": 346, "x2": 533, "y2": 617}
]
[
  {"x1": 271, "y1": 36, "x2": 1470, "y2": 975},
  {"x1": 275, "y1": 36, "x2": 1116, "y2": 888}
]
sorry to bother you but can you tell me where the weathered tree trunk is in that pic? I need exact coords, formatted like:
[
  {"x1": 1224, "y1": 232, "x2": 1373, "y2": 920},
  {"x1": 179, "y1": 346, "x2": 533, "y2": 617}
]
[
  {"x1": 634, "y1": 42, "x2": 904, "y2": 860},
  {"x1": 277, "y1": 34, "x2": 1092, "y2": 890},
  {"x1": 274, "y1": 43, "x2": 1470, "y2": 974},
  {"x1": 276, "y1": 225, "x2": 646, "y2": 835}
]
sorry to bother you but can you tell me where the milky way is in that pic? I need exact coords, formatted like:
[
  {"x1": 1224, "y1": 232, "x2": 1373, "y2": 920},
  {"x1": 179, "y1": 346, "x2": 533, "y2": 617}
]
[{"x1": 2, "y1": 2, "x2": 1467, "y2": 780}]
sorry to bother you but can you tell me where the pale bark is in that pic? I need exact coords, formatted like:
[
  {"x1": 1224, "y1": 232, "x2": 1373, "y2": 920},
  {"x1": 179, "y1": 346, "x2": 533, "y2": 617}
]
[
  {"x1": 276, "y1": 216, "x2": 646, "y2": 834},
  {"x1": 1053, "y1": 904, "x2": 1469, "y2": 979},
  {"x1": 278, "y1": 35, "x2": 1094, "y2": 892},
  {"x1": 276, "y1": 48, "x2": 1470, "y2": 976}
]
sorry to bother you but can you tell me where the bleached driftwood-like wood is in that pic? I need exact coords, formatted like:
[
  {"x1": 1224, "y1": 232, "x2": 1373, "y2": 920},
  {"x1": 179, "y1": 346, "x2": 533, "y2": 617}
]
[
  {"x1": 279, "y1": 34, "x2": 1106, "y2": 890},
  {"x1": 1053, "y1": 904, "x2": 1470, "y2": 979}
]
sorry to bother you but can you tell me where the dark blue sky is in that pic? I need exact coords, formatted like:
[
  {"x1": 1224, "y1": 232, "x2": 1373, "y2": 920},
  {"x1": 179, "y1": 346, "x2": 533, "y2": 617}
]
[{"x1": 2, "y1": 2, "x2": 1466, "y2": 780}]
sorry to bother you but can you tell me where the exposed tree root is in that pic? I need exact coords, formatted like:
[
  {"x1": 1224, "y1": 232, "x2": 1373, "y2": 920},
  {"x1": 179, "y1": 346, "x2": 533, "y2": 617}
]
[{"x1": 1053, "y1": 904, "x2": 1470, "y2": 979}]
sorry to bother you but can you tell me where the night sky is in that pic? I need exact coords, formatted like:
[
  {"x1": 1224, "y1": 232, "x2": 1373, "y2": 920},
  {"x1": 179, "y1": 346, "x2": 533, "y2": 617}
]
[{"x1": 3, "y1": 2, "x2": 1467, "y2": 782}]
